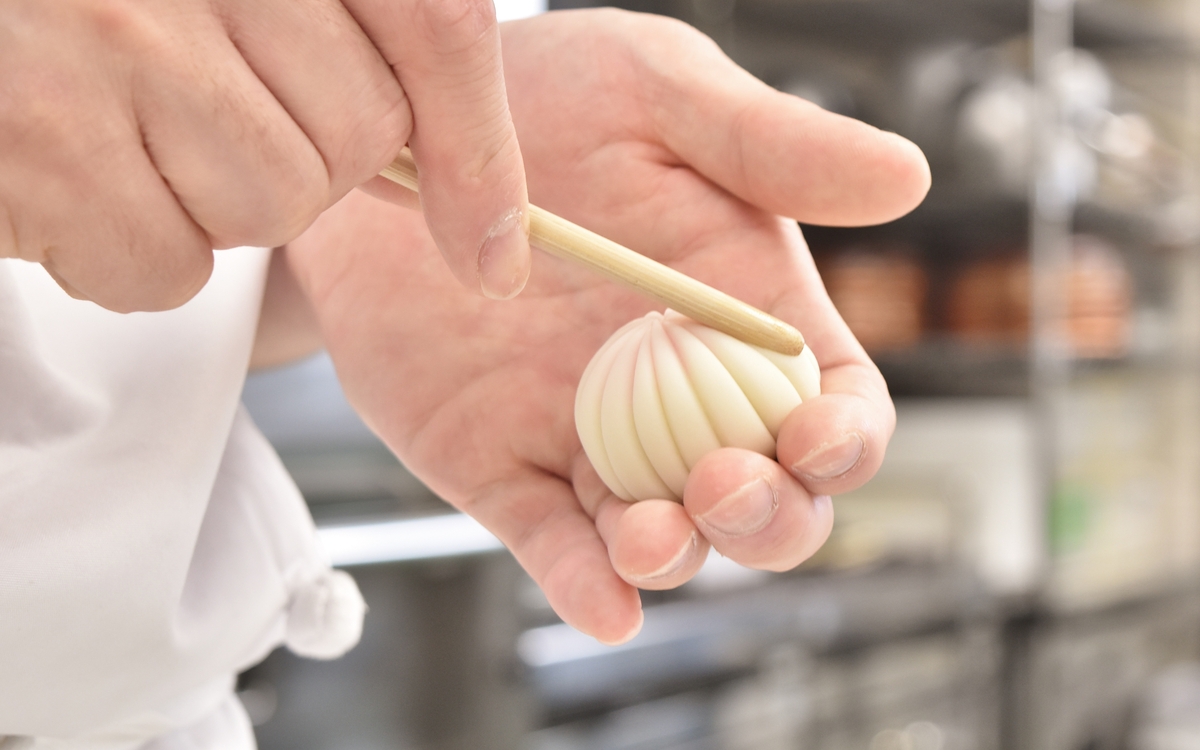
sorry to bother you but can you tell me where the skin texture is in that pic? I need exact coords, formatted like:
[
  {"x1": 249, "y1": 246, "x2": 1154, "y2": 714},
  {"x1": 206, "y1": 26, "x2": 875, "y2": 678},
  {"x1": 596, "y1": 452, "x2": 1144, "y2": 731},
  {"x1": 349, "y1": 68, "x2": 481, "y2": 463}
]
[
  {"x1": 0, "y1": 0, "x2": 530, "y2": 313},
  {"x1": 280, "y1": 9, "x2": 930, "y2": 644}
]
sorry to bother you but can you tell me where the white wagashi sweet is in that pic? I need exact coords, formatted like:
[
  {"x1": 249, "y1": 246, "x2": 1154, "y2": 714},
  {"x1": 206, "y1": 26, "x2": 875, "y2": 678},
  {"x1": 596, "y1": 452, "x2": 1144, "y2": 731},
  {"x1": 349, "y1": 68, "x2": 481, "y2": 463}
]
[{"x1": 575, "y1": 310, "x2": 820, "y2": 502}]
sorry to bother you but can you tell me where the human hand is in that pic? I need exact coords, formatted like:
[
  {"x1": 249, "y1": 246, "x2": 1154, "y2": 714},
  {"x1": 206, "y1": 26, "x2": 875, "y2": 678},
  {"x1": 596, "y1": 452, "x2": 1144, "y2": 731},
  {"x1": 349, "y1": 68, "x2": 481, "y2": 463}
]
[
  {"x1": 0, "y1": 0, "x2": 529, "y2": 313},
  {"x1": 288, "y1": 9, "x2": 929, "y2": 643}
]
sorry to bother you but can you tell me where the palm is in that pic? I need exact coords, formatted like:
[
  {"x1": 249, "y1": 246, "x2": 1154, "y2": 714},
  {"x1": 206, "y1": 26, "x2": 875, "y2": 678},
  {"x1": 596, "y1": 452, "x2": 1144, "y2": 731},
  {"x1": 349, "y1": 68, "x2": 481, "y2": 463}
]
[{"x1": 288, "y1": 9, "x2": 929, "y2": 641}]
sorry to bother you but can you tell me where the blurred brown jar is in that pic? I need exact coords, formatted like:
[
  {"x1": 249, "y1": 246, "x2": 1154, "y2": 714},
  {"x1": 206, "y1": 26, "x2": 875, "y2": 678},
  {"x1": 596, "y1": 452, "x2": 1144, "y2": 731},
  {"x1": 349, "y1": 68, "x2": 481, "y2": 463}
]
[
  {"x1": 946, "y1": 253, "x2": 1031, "y2": 345},
  {"x1": 821, "y1": 249, "x2": 927, "y2": 352},
  {"x1": 947, "y1": 236, "x2": 1132, "y2": 358}
]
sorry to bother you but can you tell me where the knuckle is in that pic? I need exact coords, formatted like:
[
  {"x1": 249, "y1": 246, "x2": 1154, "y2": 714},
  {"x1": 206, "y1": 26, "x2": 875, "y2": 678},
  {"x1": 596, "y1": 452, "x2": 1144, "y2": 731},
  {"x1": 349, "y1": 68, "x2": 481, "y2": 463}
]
[
  {"x1": 275, "y1": 173, "x2": 329, "y2": 241},
  {"x1": 335, "y1": 94, "x2": 412, "y2": 184},
  {"x1": 587, "y1": 6, "x2": 646, "y2": 35},
  {"x1": 373, "y1": 95, "x2": 414, "y2": 158},
  {"x1": 0, "y1": 9, "x2": 162, "y2": 178},
  {"x1": 274, "y1": 140, "x2": 335, "y2": 239},
  {"x1": 227, "y1": 186, "x2": 325, "y2": 249},
  {"x1": 76, "y1": 0, "x2": 139, "y2": 34},
  {"x1": 75, "y1": 0, "x2": 158, "y2": 50},
  {"x1": 1, "y1": 66, "x2": 81, "y2": 156},
  {"x1": 655, "y1": 18, "x2": 723, "y2": 78},
  {"x1": 412, "y1": 0, "x2": 497, "y2": 53},
  {"x1": 201, "y1": 150, "x2": 329, "y2": 249}
]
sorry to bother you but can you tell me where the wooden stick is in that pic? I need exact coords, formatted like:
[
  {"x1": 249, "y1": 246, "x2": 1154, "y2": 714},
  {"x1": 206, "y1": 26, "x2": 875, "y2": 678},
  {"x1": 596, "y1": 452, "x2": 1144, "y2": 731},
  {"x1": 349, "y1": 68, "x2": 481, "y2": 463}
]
[{"x1": 380, "y1": 149, "x2": 806, "y2": 356}]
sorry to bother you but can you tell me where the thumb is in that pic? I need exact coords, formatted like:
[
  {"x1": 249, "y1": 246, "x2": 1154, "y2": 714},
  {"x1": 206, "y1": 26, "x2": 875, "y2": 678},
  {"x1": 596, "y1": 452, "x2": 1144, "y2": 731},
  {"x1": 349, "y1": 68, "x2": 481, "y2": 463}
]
[{"x1": 350, "y1": 0, "x2": 531, "y2": 299}]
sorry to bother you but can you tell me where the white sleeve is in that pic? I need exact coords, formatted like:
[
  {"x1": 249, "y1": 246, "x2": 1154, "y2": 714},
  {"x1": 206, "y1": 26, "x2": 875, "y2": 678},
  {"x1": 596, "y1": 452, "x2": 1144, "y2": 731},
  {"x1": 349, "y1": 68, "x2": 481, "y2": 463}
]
[{"x1": 0, "y1": 252, "x2": 364, "y2": 749}]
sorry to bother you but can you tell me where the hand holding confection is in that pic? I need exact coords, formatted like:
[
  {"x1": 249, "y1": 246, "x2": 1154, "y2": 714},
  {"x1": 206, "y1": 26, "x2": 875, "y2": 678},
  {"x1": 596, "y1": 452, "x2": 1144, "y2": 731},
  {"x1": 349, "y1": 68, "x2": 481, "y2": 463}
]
[
  {"x1": 283, "y1": 8, "x2": 930, "y2": 644},
  {"x1": 1, "y1": 0, "x2": 927, "y2": 742},
  {"x1": 380, "y1": 153, "x2": 823, "y2": 502}
]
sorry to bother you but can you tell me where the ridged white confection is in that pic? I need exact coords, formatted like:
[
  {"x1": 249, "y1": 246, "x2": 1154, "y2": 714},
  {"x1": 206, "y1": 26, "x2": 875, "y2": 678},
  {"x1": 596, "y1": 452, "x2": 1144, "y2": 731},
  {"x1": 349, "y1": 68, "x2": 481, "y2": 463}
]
[{"x1": 575, "y1": 310, "x2": 821, "y2": 501}]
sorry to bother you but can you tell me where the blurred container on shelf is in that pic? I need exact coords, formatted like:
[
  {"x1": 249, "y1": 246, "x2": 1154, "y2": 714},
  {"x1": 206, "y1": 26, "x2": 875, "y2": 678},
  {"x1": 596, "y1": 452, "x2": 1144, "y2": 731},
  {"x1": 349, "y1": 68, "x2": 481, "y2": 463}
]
[
  {"x1": 820, "y1": 248, "x2": 927, "y2": 351},
  {"x1": 1082, "y1": 49, "x2": 1192, "y2": 217},
  {"x1": 902, "y1": 42, "x2": 986, "y2": 164},
  {"x1": 1064, "y1": 235, "x2": 1134, "y2": 358},
  {"x1": 1089, "y1": 110, "x2": 1163, "y2": 209},
  {"x1": 823, "y1": 235, "x2": 1133, "y2": 361},
  {"x1": 947, "y1": 236, "x2": 1132, "y2": 359},
  {"x1": 946, "y1": 252, "x2": 1031, "y2": 348},
  {"x1": 950, "y1": 42, "x2": 1183, "y2": 214}
]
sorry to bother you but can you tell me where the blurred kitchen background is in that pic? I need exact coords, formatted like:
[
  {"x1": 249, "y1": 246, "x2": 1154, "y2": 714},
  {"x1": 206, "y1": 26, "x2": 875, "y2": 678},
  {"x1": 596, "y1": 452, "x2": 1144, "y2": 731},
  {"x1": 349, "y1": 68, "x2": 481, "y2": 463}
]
[{"x1": 238, "y1": 0, "x2": 1200, "y2": 748}]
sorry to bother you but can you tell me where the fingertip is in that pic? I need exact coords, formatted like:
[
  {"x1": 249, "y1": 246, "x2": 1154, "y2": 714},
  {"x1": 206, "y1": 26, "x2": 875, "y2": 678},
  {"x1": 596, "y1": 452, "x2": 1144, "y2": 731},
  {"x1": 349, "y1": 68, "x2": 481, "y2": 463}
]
[
  {"x1": 539, "y1": 542, "x2": 644, "y2": 645},
  {"x1": 683, "y1": 449, "x2": 835, "y2": 571},
  {"x1": 756, "y1": 490, "x2": 835, "y2": 573},
  {"x1": 776, "y1": 392, "x2": 892, "y2": 496},
  {"x1": 136, "y1": 238, "x2": 215, "y2": 312},
  {"x1": 802, "y1": 113, "x2": 931, "y2": 227},
  {"x1": 596, "y1": 607, "x2": 645, "y2": 647},
  {"x1": 748, "y1": 94, "x2": 931, "y2": 227},
  {"x1": 609, "y1": 500, "x2": 708, "y2": 591},
  {"x1": 872, "y1": 130, "x2": 932, "y2": 223},
  {"x1": 570, "y1": 580, "x2": 644, "y2": 645},
  {"x1": 684, "y1": 449, "x2": 780, "y2": 536},
  {"x1": 389, "y1": 0, "x2": 530, "y2": 300}
]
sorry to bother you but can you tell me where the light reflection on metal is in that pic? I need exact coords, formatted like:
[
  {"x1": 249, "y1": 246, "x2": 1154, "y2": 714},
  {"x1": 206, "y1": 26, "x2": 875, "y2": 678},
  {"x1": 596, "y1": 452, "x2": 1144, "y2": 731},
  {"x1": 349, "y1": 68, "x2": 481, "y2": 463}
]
[{"x1": 317, "y1": 513, "x2": 504, "y2": 567}]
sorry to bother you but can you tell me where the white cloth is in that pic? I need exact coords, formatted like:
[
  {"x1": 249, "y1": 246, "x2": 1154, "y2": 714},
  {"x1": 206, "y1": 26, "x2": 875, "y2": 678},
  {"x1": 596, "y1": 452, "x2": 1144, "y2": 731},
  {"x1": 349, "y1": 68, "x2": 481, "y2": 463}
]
[{"x1": 0, "y1": 251, "x2": 365, "y2": 749}]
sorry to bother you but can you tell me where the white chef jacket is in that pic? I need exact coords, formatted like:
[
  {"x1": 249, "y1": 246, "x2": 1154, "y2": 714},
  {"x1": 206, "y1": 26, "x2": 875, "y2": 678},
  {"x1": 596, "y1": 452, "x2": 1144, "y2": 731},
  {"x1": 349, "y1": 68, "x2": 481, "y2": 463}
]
[{"x1": 0, "y1": 250, "x2": 365, "y2": 749}]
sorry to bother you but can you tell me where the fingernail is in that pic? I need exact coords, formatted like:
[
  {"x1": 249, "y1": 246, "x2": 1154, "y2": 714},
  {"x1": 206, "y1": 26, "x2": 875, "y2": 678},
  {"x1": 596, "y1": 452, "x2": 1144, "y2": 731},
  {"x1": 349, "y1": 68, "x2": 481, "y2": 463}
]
[
  {"x1": 478, "y1": 208, "x2": 529, "y2": 300},
  {"x1": 792, "y1": 433, "x2": 865, "y2": 480},
  {"x1": 626, "y1": 531, "x2": 699, "y2": 584},
  {"x1": 698, "y1": 477, "x2": 778, "y2": 538},
  {"x1": 597, "y1": 609, "x2": 645, "y2": 647}
]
